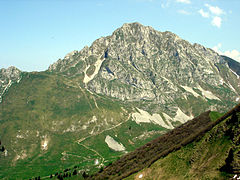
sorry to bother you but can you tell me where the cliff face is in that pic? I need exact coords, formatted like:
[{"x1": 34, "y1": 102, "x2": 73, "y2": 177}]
[{"x1": 49, "y1": 22, "x2": 240, "y2": 117}]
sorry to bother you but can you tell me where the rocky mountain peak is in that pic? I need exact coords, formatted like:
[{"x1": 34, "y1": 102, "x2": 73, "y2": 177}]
[
  {"x1": 0, "y1": 66, "x2": 21, "y2": 80},
  {"x1": 0, "y1": 66, "x2": 22, "y2": 103},
  {"x1": 47, "y1": 23, "x2": 240, "y2": 117}
]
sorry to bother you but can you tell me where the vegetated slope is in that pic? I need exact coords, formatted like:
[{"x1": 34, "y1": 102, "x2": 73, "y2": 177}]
[
  {"x1": 0, "y1": 22, "x2": 240, "y2": 179},
  {"x1": 0, "y1": 71, "x2": 168, "y2": 179},
  {"x1": 92, "y1": 104, "x2": 240, "y2": 180}
]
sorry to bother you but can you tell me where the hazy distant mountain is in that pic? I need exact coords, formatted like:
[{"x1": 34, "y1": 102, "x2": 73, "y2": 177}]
[{"x1": 0, "y1": 22, "x2": 239, "y2": 179}]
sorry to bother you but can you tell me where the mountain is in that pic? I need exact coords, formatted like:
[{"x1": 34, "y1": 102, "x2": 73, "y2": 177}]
[
  {"x1": 48, "y1": 22, "x2": 240, "y2": 115},
  {"x1": 92, "y1": 104, "x2": 240, "y2": 179},
  {"x1": 0, "y1": 66, "x2": 21, "y2": 103},
  {"x1": 0, "y1": 22, "x2": 239, "y2": 179}
]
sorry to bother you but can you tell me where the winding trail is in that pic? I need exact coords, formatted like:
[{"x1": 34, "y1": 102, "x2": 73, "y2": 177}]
[{"x1": 75, "y1": 113, "x2": 132, "y2": 166}]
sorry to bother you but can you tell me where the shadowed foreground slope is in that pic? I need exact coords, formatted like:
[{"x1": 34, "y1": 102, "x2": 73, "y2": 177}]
[{"x1": 92, "y1": 104, "x2": 240, "y2": 180}]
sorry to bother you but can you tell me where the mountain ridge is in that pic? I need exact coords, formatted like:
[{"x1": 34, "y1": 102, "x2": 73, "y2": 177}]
[
  {"x1": 0, "y1": 22, "x2": 240, "y2": 179},
  {"x1": 47, "y1": 22, "x2": 239, "y2": 117}
]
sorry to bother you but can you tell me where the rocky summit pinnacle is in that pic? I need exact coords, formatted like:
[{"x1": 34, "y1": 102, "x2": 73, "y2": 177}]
[
  {"x1": 0, "y1": 66, "x2": 21, "y2": 102},
  {"x1": 48, "y1": 22, "x2": 240, "y2": 117}
]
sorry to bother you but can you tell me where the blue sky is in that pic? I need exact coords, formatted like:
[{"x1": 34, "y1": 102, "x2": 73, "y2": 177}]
[{"x1": 0, "y1": 0, "x2": 240, "y2": 71}]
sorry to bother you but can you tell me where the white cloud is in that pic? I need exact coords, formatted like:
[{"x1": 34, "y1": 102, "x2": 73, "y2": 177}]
[
  {"x1": 198, "y1": 9, "x2": 209, "y2": 18},
  {"x1": 212, "y1": 43, "x2": 222, "y2": 52},
  {"x1": 176, "y1": 0, "x2": 191, "y2": 4},
  {"x1": 224, "y1": 50, "x2": 240, "y2": 62},
  {"x1": 212, "y1": 43, "x2": 240, "y2": 62},
  {"x1": 211, "y1": 16, "x2": 222, "y2": 28},
  {"x1": 178, "y1": 10, "x2": 191, "y2": 15},
  {"x1": 205, "y1": 4, "x2": 224, "y2": 15}
]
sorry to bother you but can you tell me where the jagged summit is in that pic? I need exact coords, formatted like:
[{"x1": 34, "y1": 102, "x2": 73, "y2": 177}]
[
  {"x1": 0, "y1": 66, "x2": 21, "y2": 102},
  {"x1": 47, "y1": 22, "x2": 240, "y2": 117}
]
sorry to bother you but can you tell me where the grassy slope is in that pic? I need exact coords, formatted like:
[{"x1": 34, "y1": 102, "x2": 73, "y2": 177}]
[
  {"x1": 126, "y1": 109, "x2": 240, "y2": 180},
  {"x1": 0, "y1": 72, "x2": 169, "y2": 179},
  {"x1": 92, "y1": 111, "x2": 213, "y2": 179}
]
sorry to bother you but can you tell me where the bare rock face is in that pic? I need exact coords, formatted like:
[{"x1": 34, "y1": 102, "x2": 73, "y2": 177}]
[
  {"x1": 48, "y1": 22, "x2": 240, "y2": 116},
  {"x1": 0, "y1": 66, "x2": 21, "y2": 102}
]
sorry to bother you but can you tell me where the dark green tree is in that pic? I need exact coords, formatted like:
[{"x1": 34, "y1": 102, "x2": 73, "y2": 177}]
[
  {"x1": 73, "y1": 169, "x2": 77, "y2": 175},
  {"x1": 1, "y1": 146, "x2": 5, "y2": 152}
]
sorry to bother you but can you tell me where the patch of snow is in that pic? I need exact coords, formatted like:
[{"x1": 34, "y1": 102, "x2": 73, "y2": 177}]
[
  {"x1": 121, "y1": 107, "x2": 127, "y2": 113},
  {"x1": 4, "y1": 150, "x2": 8, "y2": 156},
  {"x1": 228, "y1": 83, "x2": 237, "y2": 93},
  {"x1": 83, "y1": 58, "x2": 105, "y2": 84},
  {"x1": 0, "y1": 80, "x2": 12, "y2": 103},
  {"x1": 204, "y1": 68, "x2": 213, "y2": 74},
  {"x1": 89, "y1": 116, "x2": 97, "y2": 124},
  {"x1": 89, "y1": 126, "x2": 96, "y2": 135},
  {"x1": 219, "y1": 79, "x2": 224, "y2": 85},
  {"x1": 162, "y1": 77, "x2": 178, "y2": 91},
  {"x1": 94, "y1": 159, "x2": 99, "y2": 165},
  {"x1": 132, "y1": 108, "x2": 151, "y2": 124},
  {"x1": 14, "y1": 150, "x2": 27, "y2": 160},
  {"x1": 162, "y1": 113, "x2": 172, "y2": 122},
  {"x1": 162, "y1": 113, "x2": 175, "y2": 128},
  {"x1": 230, "y1": 69, "x2": 239, "y2": 79},
  {"x1": 17, "y1": 76, "x2": 22, "y2": 83},
  {"x1": 42, "y1": 141, "x2": 48, "y2": 150},
  {"x1": 139, "y1": 174, "x2": 143, "y2": 178},
  {"x1": 82, "y1": 125, "x2": 87, "y2": 130},
  {"x1": 41, "y1": 138, "x2": 49, "y2": 151},
  {"x1": 197, "y1": 86, "x2": 220, "y2": 100},
  {"x1": 104, "y1": 118, "x2": 108, "y2": 126},
  {"x1": 181, "y1": 86, "x2": 200, "y2": 98},
  {"x1": 236, "y1": 97, "x2": 239, "y2": 101},
  {"x1": 15, "y1": 154, "x2": 21, "y2": 161},
  {"x1": 105, "y1": 135, "x2": 125, "y2": 151},
  {"x1": 64, "y1": 125, "x2": 76, "y2": 132},
  {"x1": 93, "y1": 98, "x2": 99, "y2": 109},
  {"x1": 132, "y1": 108, "x2": 173, "y2": 129},
  {"x1": 16, "y1": 134, "x2": 24, "y2": 138},
  {"x1": 173, "y1": 108, "x2": 193, "y2": 123},
  {"x1": 86, "y1": 88, "x2": 94, "y2": 95}
]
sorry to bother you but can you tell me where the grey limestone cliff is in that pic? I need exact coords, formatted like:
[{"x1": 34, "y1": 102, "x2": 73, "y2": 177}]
[{"x1": 48, "y1": 22, "x2": 240, "y2": 117}]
